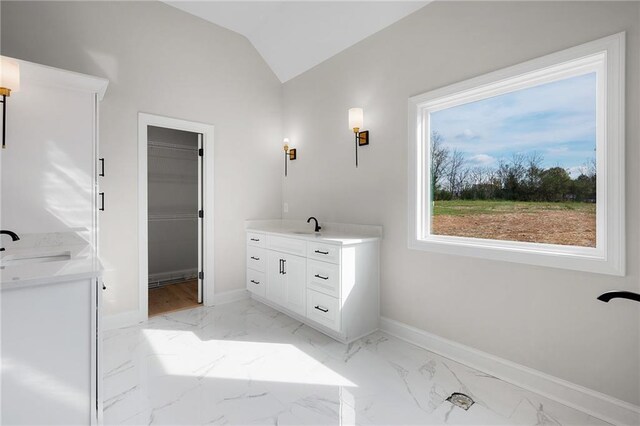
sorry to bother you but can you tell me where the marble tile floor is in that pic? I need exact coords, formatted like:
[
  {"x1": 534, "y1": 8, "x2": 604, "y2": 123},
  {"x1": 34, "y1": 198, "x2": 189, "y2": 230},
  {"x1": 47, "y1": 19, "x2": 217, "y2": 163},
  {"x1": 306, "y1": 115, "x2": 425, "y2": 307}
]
[{"x1": 103, "y1": 298, "x2": 608, "y2": 425}]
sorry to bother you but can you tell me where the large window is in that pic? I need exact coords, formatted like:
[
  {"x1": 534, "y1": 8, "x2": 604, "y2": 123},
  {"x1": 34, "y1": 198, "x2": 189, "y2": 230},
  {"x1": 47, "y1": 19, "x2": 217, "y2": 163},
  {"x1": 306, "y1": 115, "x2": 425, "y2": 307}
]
[{"x1": 408, "y1": 33, "x2": 625, "y2": 275}]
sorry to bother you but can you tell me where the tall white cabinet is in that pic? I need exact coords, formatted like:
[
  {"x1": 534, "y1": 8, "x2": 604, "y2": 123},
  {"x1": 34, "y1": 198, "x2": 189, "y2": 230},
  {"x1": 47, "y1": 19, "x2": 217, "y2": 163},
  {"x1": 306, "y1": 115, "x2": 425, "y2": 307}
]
[
  {"x1": 0, "y1": 57, "x2": 108, "y2": 425},
  {"x1": 0, "y1": 58, "x2": 107, "y2": 247},
  {"x1": 246, "y1": 225, "x2": 380, "y2": 343}
]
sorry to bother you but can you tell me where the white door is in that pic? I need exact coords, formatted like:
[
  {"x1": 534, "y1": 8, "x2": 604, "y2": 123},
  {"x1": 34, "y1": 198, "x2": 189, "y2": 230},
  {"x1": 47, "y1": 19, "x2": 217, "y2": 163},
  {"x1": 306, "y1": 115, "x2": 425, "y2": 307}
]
[
  {"x1": 267, "y1": 251, "x2": 285, "y2": 304},
  {"x1": 283, "y1": 254, "x2": 306, "y2": 316},
  {"x1": 197, "y1": 133, "x2": 204, "y2": 304}
]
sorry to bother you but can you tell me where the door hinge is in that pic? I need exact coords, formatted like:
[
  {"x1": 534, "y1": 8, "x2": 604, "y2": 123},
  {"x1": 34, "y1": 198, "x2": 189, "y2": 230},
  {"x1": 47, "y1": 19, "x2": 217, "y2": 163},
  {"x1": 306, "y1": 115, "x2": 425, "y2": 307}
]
[
  {"x1": 199, "y1": 210, "x2": 204, "y2": 218},
  {"x1": 198, "y1": 148, "x2": 203, "y2": 157},
  {"x1": 199, "y1": 271, "x2": 204, "y2": 280}
]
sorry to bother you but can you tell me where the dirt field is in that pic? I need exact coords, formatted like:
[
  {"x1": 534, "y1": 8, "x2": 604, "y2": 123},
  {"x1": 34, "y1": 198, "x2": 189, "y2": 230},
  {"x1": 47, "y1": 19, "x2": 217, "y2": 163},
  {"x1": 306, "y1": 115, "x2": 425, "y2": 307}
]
[{"x1": 432, "y1": 200, "x2": 596, "y2": 247}]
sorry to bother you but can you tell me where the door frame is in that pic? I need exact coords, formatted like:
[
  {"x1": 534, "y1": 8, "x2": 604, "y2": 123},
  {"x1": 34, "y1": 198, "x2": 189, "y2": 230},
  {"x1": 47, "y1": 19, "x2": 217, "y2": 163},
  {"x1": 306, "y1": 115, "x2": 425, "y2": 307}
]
[{"x1": 138, "y1": 112, "x2": 215, "y2": 320}]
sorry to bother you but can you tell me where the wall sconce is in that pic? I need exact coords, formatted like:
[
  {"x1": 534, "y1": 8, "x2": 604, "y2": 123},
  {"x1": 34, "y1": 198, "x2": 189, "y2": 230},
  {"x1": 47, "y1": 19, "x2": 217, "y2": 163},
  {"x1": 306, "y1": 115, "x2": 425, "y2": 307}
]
[
  {"x1": 348, "y1": 107, "x2": 369, "y2": 167},
  {"x1": 283, "y1": 138, "x2": 297, "y2": 176},
  {"x1": 0, "y1": 58, "x2": 20, "y2": 149}
]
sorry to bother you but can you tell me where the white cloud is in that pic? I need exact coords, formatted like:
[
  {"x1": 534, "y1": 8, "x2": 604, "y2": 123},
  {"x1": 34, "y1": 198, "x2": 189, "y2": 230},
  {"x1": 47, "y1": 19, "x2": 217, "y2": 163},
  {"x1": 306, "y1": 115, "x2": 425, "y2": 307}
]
[{"x1": 469, "y1": 154, "x2": 496, "y2": 166}]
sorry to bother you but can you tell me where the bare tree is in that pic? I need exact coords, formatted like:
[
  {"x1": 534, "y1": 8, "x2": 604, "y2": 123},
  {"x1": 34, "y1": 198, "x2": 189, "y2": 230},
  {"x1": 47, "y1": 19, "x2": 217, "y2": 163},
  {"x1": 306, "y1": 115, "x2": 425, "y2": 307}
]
[
  {"x1": 526, "y1": 152, "x2": 544, "y2": 176},
  {"x1": 586, "y1": 156, "x2": 596, "y2": 178},
  {"x1": 447, "y1": 149, "x2": 466, "y2": 197},
  {"x1": 525, "y1": 151, "x2": 544, "y2": 199},
  {"x1": 430, "y1": 131, "x2": 449, "y2": 197}
]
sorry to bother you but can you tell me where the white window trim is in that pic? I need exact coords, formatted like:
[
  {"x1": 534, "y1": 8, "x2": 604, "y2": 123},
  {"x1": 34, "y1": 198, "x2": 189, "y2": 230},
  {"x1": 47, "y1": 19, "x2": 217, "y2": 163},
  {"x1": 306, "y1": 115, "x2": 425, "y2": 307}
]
[{"x1": 408, "y1": 32, "x2": 625, "y2": 276}]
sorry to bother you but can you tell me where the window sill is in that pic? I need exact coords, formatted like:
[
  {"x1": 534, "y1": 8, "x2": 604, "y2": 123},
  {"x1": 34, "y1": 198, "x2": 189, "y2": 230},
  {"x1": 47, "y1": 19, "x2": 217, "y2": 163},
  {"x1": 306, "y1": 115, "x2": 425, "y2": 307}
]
[{"x1": 408, "y1": 235, "x2": 624, "y2": 276}]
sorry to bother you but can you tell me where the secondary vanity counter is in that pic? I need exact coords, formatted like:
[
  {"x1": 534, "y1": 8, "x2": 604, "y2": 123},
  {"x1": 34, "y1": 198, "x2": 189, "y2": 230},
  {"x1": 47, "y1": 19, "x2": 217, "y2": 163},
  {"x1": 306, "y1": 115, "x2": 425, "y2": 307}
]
[
  {"x1": 246, "y1": 219, "x2": 381, "y2": 246},
  {"x1": 0, "y1": 231, "x2": 102, "y2": 289},
  {"x1": 246, "y1": 220, "x2": 381, "y2": 343}
]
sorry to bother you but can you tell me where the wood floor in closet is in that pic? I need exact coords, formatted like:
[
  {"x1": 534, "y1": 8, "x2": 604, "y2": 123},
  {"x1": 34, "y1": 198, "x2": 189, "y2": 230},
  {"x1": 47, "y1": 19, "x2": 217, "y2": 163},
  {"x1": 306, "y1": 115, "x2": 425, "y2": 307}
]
[{"x1": 148, "y1": 280, "x2": 199, "y2": 317}]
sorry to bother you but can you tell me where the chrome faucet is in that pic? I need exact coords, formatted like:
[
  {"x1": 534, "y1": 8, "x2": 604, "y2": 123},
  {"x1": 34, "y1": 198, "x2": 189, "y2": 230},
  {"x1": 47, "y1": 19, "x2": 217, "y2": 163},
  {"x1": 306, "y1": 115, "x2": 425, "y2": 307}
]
[
  {"x1": 307, "y1": 217, "x2": 322, "y2": 233},
  {"x1": 0, "y1": 230, "x2": 20, "y2": 252}
]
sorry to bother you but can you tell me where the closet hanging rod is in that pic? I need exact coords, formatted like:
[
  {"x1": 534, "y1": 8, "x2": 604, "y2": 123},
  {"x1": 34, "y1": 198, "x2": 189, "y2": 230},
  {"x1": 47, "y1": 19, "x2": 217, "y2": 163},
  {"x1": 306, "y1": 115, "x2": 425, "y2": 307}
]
[
  {"x1": 148, "y1": 213, "x2": 198, "y2": 222},
  {"x1": 148, "y1": 140, "x2": 198, "y2": 152}
]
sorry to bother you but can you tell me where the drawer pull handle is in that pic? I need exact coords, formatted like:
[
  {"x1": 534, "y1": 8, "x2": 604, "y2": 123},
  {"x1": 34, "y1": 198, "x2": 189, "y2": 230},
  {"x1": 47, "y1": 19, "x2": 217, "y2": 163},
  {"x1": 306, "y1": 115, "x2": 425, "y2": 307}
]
[
  {"x1": 250, "y1": 256, "x2": 260, "y2": 261},
  {"x1": 250, "y1": 280, "x2": 260, "y2": 285},
  {"x1": 314, "y1": 274, "x2": 329, "y2": 280},
  {"x1": 314, "y1": 250, "x2": 329, "y2": 255},
  {"x1": 314, "y1": 305, "x2": 329, "y2": 313},
  {"x1": 250, "y1": 238, "x2": 260, "y2": 242}
]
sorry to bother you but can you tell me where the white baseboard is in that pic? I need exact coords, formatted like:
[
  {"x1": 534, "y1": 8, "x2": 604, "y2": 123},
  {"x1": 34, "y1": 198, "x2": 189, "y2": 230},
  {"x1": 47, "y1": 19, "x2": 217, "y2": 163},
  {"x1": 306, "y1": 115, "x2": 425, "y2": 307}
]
[
  {"x1": 214, "y1": 288, "x2": 249, "y2": 305},
  {"x1": 380, "y1": 316, "x2": 640, "y2": 426},
  {"x1": 148, "y1": 268, "x2": 198, "y2": 285},
  {"x1": 102, "y1": 310, "x2": 142, "y2": 331}
]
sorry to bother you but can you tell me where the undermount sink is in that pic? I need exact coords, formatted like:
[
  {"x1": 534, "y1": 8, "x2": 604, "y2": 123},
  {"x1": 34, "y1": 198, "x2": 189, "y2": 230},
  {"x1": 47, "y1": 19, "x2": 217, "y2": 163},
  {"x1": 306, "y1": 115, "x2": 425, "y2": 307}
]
[
  {"x1": 0, "y1": 252, "x2": 72, "y2": 267},
  {"x1": 291, "y1": 230, "x2": 320, "y2": 235}
]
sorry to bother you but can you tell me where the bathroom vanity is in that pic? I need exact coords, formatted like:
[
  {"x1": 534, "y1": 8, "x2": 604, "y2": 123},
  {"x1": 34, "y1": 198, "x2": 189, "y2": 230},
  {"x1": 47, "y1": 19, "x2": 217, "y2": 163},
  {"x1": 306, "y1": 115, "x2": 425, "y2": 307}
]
[
  {"x1": 1, "y1": 233, "x2": 103, "y2": 425},
  {"x1": 246, "y1": 220, "x2": 381, "y2": 343}
]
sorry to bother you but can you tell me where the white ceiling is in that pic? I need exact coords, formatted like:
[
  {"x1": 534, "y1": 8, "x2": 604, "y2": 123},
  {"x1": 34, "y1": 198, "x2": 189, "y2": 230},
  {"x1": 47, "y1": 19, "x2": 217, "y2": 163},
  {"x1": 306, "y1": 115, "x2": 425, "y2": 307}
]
[{"x1": 163, "y1": 1, "x2": 429, "y2": 82}]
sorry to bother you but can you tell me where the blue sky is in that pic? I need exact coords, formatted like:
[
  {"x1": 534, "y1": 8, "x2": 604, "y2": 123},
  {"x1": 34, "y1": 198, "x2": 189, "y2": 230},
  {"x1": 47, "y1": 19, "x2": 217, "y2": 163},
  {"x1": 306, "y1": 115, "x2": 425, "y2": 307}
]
[{"x1": 430, "y1": 72, "x2": 596, "y2": 178}]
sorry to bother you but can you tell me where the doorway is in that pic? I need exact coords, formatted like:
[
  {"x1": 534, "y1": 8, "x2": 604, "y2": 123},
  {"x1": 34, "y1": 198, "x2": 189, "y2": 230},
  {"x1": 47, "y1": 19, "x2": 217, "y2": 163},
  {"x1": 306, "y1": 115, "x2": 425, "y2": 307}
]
[
  {"x1": 147, "y1": 126, "x2": 202, "y2": 316},
  {"x1": 138, "y1": 113, "x2": 215, "y2": 320}
]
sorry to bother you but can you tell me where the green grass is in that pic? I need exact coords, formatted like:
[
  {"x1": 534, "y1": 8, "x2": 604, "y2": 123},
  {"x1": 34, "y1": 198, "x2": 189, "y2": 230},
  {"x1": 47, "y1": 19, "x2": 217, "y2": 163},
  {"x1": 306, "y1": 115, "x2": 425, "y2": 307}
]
[{"x1": 433, "y1": 200, "x2": 596, "y2": 216}]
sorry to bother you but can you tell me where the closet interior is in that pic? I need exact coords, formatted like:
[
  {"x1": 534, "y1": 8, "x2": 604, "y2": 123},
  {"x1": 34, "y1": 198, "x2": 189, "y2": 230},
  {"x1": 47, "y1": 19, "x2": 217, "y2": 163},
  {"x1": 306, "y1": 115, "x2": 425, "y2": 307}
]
[{"x1": 147, "y1": 125, "x2": 202, "y2": 316}]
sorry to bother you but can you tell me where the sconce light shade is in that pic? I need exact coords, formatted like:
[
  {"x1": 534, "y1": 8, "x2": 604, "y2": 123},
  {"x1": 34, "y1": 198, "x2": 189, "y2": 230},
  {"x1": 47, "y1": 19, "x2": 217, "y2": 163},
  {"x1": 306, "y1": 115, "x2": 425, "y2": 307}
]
[
  {"x1": 0, "y1": 58, "x2": 19, "y2": 149},
  {"x1": 348, "y1": 108, "x2": 363, "y2": 132},
  {"x1": 0, "y1": 58, "x2": 20, "y2": 95},
  {"x1": 282, "y1": 137, "x2": 296, "y2": 176},
  {"x1": 348, "y1": 107, "x2": 369, "y2": 167}
]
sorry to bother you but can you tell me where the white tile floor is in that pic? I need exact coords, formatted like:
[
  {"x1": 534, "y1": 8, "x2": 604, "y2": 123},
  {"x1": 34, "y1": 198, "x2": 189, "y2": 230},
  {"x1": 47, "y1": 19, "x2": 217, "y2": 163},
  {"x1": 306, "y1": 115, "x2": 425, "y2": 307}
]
[{"x1": 103, "y1": 299, "x2": 608, "y2": 425}]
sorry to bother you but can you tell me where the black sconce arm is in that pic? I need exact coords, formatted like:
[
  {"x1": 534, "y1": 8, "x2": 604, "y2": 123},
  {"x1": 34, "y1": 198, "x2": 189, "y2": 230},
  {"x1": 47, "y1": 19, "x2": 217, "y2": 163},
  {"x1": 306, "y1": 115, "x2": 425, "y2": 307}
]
[{"x1": 597, "y1": 291, "x2": 640, "y2": 303}]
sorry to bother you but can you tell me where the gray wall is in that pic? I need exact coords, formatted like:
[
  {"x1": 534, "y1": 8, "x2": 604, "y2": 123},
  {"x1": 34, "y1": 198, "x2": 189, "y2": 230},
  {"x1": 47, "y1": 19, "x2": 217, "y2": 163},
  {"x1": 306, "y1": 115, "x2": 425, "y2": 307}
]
[
  {"x1": 0, "y1": 1, "x2": 283, "y2": 315},
  {"x1": 281, "y1": 2, "x2": 640, "y2": 405}
]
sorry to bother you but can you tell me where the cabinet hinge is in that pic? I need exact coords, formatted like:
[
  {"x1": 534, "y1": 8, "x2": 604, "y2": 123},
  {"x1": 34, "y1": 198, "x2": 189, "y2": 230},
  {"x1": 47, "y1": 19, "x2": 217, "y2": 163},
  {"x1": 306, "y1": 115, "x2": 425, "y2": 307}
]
[
  {"x1": 198, "y1": 210, "x2": 204, "y2": 218},
  {"x1": 198, "y1": 148, "x2": 203, "y2": 157},
  {"x1": 199, "y1": 271, "x2": 204, "y2": 280}
]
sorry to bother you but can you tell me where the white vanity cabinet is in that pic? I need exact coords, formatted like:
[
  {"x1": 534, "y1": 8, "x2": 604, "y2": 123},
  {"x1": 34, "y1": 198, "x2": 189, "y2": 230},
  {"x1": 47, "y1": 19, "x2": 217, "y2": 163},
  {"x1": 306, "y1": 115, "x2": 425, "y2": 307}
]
[
  {"x1": 1, "y1": 276, "x2": 102, "y2": 425},
  {"x1": 246, "y1": 232, "x2": 267, "y2": 297},
  {"x1": 266, "y1": 250, "x2": 307, "y2": 316},
  {"x1": 246, "y1": 228, "x2": 380, "y2": 343}
]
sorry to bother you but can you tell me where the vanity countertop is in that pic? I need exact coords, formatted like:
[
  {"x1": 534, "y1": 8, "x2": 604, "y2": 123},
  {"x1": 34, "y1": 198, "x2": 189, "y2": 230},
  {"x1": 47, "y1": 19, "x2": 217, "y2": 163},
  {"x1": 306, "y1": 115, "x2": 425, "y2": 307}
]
[
  {"x1": 0, "y1": 231, "x2": 102, "y2": 290},
  {"x1": 246, "y1": 220, "x2": 382, "y2": 246}
]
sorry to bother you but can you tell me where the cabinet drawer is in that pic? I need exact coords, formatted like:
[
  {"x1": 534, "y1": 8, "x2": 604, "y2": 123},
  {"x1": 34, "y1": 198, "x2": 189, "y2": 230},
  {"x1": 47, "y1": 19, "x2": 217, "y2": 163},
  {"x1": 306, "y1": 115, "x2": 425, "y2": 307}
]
[
  {"x1": 307, "y1": 259, "x2": 340, "y2": 298},
  {"x1": 247, "y1": 247, "x2": 265, "y2": 272},
  {"x1": 247, "y1": 232, "x2": 266, "y2": 248},
  {"x1": 246, "y1": 269, "x2": 266, "y2": 298},
  {"x1": 307, "y1": 242, "x2": 340, "y2": 264},
  {"x1": 267, "y1": 235, "x2": 307, "y2": 256},
  {"x1": 306, "y1": 289, "x2": 341, "y2": 332}
]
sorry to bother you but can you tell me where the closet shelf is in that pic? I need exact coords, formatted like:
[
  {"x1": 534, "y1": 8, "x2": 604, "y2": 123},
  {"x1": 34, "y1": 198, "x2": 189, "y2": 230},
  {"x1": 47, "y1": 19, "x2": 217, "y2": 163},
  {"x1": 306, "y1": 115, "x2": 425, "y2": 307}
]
[
  {"x1": 149, "y1": 213, "x2": 198, "y2": 222},
  {"x1": 148, "y1": 140, "x2": 198, "y2": 152}
]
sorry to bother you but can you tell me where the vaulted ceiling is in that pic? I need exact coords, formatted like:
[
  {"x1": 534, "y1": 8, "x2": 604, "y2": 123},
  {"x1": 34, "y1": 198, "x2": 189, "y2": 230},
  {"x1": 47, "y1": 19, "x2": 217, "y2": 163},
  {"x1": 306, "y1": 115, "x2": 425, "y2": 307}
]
[{"x1": 163, "y1": 1, "x2": 429, "y2": 82}]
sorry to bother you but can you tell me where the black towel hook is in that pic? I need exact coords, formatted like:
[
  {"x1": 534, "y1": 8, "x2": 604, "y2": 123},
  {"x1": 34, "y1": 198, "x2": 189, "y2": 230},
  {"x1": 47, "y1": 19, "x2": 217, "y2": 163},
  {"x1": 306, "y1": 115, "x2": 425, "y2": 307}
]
[{"x1": 597, "y1": 291, "x2": 640, "y2": 303}]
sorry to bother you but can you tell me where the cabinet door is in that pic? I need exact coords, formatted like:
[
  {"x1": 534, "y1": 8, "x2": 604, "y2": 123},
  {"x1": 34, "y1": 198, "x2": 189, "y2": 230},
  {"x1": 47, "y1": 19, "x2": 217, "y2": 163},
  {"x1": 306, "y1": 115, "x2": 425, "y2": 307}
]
[
  {"x1": 1, "y1": 279, "x2": 94, "y2": 424},
  {"x1": 283, "y1": 254, "x2": 306, "y2": 316},
  {"x1": 266, "y1": 251, "x2": 285, "y2": 304}
]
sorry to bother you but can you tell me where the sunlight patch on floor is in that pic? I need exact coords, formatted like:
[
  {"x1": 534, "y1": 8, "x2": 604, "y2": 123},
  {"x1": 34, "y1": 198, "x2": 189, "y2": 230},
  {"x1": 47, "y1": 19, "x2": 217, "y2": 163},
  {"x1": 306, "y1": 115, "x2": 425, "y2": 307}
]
[{"x1": 142, "y1": 329, "x2": 357, "y2": 387}]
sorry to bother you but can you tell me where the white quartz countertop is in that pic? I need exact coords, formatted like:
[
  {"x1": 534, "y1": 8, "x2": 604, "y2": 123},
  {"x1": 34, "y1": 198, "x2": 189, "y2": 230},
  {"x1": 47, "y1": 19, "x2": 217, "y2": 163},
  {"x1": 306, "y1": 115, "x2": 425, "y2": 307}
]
[
  {"x1": 246, "y1": 220, "x2": 382, "y2": 246},
  {"x1": 1, "y1": 231, "x2": 102, "y2": 290}
]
